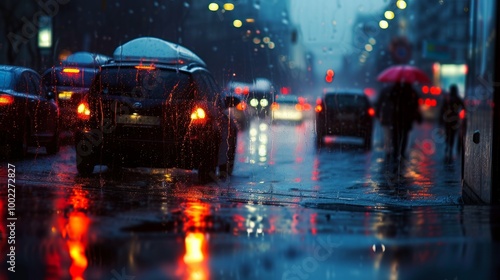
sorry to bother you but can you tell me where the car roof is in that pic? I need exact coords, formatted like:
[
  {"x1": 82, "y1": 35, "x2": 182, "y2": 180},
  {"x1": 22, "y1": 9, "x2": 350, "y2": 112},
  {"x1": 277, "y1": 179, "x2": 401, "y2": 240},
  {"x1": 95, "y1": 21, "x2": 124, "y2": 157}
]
[
  {"x1": 324, "y1": 88, "x2": 366, "y2": 97},
  {"x1": 0, "y1": 65, "x2": 36, "y2": 74},
  {"x1": 61, "y1": 52, "x2": 111, "y2": 67},
  {"x1": 111, "y1": 37, "x2": 206, "y2": 68}
]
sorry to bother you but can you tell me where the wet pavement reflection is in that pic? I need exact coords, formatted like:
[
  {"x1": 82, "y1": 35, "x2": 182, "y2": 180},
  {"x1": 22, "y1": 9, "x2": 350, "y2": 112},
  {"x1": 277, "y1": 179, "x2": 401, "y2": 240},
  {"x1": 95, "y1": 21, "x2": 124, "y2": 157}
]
[{"x1": 0, "y1": 119, "x2": 498, "y2": 279}]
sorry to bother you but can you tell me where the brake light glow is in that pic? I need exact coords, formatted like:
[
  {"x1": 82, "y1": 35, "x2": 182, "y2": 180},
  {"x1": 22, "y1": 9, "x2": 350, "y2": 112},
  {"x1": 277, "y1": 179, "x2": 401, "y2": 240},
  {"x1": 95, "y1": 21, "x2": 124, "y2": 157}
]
[
  {"x1": 459, "y1": 109, "x2": 465, "y2": 119},
  {"x1": 0, "y1": 94, "x2": 14, "y2": 105},
  {"x1": 315, "y1": 104, "x2": 322, "y2": 113},
  {"x1": 236, "y1": 101, "x2": 247, "y2": 111},
  {"x1": 271, "y1": 102, "x2": 279, "y2": 111},
  {"x1": 77, "y1": 102, "x2": 90, "y2": 120},
  {"x1": 295, "y1": 104, "x2": 304, "y2": 111},
  {"x1": 190, "y1": 107, "x2": 207, "y2": 124},
  {"x1": 62, "y1": 68, "x2": 80, "y2": 74},
  {"x1": 368, "y1": 107, "x2": 375, "y2": 117},
  {"x1": 135, "y1": 64, "x2": 156, "y2": 70}
]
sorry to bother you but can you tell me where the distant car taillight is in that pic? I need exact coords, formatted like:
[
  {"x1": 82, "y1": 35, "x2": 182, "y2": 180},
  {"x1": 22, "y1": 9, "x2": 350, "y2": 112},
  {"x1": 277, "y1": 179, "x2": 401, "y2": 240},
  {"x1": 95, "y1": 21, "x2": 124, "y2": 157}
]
[
  {"x1": 295, "y1": 104, "x2": 304, "y2": 111},
  {"x1": 236, "y1": 101, "x2": 247, "y2": 111},
  {"x1": 0, "y1": 94, "x2": 14, "y2": 105},
  {"x1": 271, "y1": 102, "x2": 279, "y2": 111},
  {"x1": 77, "y1": 102, "x2": 91, "y2": 120},
  {"x1": 190, "y1": 107, "x2": 207, "y2": 125},
  {"x1": 315, "y1": 104, "x2": 322, "y2": 113},
  {"x1": 368, "y1": 107, "x2": 375, "y2": 117},
  {"x1": 62, "y1": 68, "x2": 81, "y2": 74},
  {"x1": 459, "y1": 109, "x2": 465, "y2": 119}
]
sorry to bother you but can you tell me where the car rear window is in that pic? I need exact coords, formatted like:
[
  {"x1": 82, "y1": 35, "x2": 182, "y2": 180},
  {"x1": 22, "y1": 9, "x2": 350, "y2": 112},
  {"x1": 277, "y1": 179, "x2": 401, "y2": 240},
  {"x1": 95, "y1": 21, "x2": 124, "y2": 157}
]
[
  {"x1": 0, "y1": 71, "x2": 13, "y2": 89},
  {"x1": 325, "y1": 94, "x2": 367, "y2": 107},
  {"x1": 97, "y1": 67, "x2": 193, "y2": 100}
]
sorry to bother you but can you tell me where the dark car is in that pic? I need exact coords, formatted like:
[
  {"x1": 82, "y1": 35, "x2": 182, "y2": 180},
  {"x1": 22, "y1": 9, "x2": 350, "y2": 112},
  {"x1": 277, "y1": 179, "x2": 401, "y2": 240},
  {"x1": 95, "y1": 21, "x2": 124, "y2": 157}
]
[
  {"x1": 74, "y1": 37, "x2": 239, "y2": 181},
  {"x1": 0, "y1": 65, "x2": 60, "y2": 157},
  {"x1": 315, "y1": 89, "x2": 375, "y2": 149},
  {"x1": 42, "y1": 52, "x2": 111, "y2": 130}
]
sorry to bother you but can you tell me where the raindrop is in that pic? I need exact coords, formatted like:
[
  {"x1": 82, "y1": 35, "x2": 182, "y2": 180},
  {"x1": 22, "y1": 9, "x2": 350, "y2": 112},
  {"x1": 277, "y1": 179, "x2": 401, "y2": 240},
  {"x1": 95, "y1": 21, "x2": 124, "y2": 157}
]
[
  {"x1": 254, "y1": 2, "x2": 261, "y2": 10},
  {"x1": 128, "y1": 9, "x2": 134, "y2": 14},
  {"x1": 154, "y1": 1, "x2": 159, "y2": 7},
  {"x1": 184, "y1": 2, "x2": 190, "y2": 8},
  {"x1": 282, "y1": 19, "x2": 288, "y2": 25},
  {"x1": 149, "y1": 17, "x2": 153, "y2": 23}
]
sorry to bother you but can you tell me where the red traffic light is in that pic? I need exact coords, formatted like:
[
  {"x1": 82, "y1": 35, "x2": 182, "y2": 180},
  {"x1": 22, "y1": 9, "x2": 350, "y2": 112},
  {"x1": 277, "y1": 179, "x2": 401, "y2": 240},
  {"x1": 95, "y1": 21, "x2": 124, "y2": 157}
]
[{"x1": 325, "y1": 69, "x2": 335, "y2": 83}]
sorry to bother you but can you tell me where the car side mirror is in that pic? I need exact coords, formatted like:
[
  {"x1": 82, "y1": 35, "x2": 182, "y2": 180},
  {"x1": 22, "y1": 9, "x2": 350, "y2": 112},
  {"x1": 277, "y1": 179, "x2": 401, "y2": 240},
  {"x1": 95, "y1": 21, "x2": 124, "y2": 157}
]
[{"x1": 225, "y1": 96, "x2": 241, "y2": 108}]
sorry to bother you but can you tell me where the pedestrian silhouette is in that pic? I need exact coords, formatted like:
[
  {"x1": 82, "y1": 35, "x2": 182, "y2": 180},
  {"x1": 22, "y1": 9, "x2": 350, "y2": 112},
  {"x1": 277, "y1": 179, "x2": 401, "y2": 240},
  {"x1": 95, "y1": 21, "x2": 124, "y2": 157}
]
[
  {"x1": 376, "y1": 82, "x2": 422, "y2": 163},
  {"x1": 439, "y1": 84, "x2": 464, "y2": 161}
]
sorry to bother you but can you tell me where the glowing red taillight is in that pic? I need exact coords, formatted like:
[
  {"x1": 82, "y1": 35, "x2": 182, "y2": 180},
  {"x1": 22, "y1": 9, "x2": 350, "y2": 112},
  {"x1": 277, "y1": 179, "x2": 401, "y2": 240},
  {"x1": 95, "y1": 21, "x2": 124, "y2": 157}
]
[
  {"x1": 77, "y1": 102, "x2": 90, "y2": 120},
  {"x1": 368, "y1": 107, "x2": 375, "y2": 117},
  {"x1": 459, "y1": 109, "x2": 465, "y2": 119},
  {"x1": 190, "y1": 107, "x2": 207, "y2": 124},
  {"x1": 236, "y1": 101, "x2": 247, "y2": 111},
  {"x1": 295, "y1": 104, "x2": 304, "y2": 111},
  {"x1": 0, "y1": 94, "x2": 14, "y2": 105},
  {"x1": 271, "y1": 102, "x2": 279, "y2": 111},
  {"x1": 315, "y1": 104, "x2": 322, "y2": 113}
]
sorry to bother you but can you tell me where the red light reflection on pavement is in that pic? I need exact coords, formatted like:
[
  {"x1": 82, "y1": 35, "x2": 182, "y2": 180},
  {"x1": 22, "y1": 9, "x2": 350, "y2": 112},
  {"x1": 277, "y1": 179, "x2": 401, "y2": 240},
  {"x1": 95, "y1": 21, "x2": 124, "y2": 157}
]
[{"x1": 178, "y1": 202, "x2": 210, "y2": 280}]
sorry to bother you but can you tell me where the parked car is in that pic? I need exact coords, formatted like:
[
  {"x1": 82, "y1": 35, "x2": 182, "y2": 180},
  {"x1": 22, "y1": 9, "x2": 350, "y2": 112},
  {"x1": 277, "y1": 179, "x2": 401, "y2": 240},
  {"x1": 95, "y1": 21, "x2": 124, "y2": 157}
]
[
  {"x1": 315, "y1": 89, "x2": 375, "y2": 149},
  {"x1": 271, "y1": 94, "x2": 311, "y2": 123},
  {"x1": 74, "y1": 37, "x2": 240, "y2": 181},
  {"x1": 42, "y1": 52, "x2": 111, "y2": 131},
  {"x1": 0, "y1": 65, "x2": 60, "y2": 157}
]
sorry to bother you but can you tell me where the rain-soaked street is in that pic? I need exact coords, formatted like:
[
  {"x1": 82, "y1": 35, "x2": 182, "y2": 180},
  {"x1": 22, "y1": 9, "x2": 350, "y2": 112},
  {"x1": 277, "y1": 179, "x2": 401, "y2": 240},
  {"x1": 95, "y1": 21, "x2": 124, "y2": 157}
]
[{"x1": 1, "y1": 117, "x2": 499, "y2": 280}]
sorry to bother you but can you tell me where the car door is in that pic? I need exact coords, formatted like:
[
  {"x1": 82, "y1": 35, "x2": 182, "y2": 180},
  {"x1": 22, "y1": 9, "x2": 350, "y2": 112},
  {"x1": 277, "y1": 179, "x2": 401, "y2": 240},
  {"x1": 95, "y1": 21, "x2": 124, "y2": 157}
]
[{"x1": 25, "y1": 71, "x2": 58, "y2": 139}]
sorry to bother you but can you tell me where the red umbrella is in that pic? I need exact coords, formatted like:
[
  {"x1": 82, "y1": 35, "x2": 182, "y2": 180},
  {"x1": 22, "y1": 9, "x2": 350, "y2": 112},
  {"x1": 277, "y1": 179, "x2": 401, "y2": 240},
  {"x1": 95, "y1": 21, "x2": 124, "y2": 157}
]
[{"x1": 377, "y1": 65, "x2": 431, "y2": 84}]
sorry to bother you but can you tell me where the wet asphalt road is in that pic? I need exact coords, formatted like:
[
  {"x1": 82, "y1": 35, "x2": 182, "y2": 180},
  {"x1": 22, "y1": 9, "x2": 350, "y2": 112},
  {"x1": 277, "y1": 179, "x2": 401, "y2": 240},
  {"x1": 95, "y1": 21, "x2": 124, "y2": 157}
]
[{"x1": 1, "y1": 117, "x2": 499, "y2": 280}]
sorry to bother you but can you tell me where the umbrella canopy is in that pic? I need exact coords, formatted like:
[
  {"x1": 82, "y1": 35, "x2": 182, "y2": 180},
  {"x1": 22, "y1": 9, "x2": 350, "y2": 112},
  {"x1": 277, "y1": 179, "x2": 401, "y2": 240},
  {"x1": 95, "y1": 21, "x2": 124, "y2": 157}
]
[{"x1": 377, "y1": 65, "x2": 431, "y2": 84}]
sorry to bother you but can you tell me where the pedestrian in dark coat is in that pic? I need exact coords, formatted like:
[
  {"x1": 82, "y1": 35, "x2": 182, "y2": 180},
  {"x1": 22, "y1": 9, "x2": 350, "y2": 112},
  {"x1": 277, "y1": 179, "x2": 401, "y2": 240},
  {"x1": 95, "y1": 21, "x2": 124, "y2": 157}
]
[
  {"x1": 377, "y1": 82, "x2": 422, "y2": 162},
  {"x1": 440, "y1": 84, "x2": 464, "y2": 160}
]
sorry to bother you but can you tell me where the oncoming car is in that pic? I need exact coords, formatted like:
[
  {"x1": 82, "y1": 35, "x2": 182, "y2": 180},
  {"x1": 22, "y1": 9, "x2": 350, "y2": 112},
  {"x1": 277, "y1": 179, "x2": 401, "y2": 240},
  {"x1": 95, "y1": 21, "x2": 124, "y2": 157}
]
[
  {"x1": 0, "y1": 65, "x2": 60, "y2": 157},
  {"x1": 315, "y1": 89, "x2": 375, "y2": 149},
  {"x1": 74, "y1": 37, "x2": 240, "y2": 181}
]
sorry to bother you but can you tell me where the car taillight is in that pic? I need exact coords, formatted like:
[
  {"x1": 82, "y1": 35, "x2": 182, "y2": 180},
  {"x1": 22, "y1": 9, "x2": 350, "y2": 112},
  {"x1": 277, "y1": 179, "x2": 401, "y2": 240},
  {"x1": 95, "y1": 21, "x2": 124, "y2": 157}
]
[
  {"x1": 368, "y1": 107, "x2": 375, "y2": 117},
  {"x1": 315, "y1": 104, "x2": 322, "y2": 113},
  {"x1": 62, "y1": 68, "x2": 80, "y2": 74},
  {"x1": 236, "y1": 101, "x2": 247, "y2": 111},
  {"x1": 190, "y1": 107, "x2": 207, "y2": 125},
  {"x1": 0, "y1": 94, "x2": 14, "y2": 105},
  {"x1": 77, "y1": 102, "x2": 90, "y2": 120},
  {"x1": 295, "y1": 104, "x2": 304, "y2": 111},
  {"x1": 459, "y1": 109, "x2": 465, "y2": 119},
  {"x1": 271, "y1": 102, "x2": 279, "y2": 111}
]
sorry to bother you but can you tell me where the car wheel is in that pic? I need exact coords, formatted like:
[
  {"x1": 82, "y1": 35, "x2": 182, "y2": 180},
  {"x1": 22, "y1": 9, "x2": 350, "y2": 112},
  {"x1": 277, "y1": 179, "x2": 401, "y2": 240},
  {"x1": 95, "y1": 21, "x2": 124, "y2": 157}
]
[
  {"x1": 198, "y1": 143, "x2": 218, "y2": 183},
  {"x1": 45, "y1": 130, "x2": 60, "y2": 155}
]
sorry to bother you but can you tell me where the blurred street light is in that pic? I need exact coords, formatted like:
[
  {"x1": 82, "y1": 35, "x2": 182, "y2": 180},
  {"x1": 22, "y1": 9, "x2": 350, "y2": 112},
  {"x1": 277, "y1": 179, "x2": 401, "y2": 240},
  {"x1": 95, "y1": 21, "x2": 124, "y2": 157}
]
[
  {"x1": 384, "y1": 11, "x2": 395, "y2": 20},
  {"x1": 396, "y1": 1, "x2": 407, "y2": 10},
  {"x1": 208, "y1": 3, "x2": 219, "y2": 11},
  {"x1": 379, "y1": 20, "x2": 389, "y2": 29}
]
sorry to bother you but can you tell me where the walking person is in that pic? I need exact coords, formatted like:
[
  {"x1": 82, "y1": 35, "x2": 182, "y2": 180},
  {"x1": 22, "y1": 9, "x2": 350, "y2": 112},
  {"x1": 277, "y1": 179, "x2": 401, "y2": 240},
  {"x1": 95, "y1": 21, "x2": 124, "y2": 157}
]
[
  {"x1": 377, "y1": 82, "x2": 422, "y2": 163},
  {"x1": 439, "y1": 84, "x2": 464, "y2": 161}
]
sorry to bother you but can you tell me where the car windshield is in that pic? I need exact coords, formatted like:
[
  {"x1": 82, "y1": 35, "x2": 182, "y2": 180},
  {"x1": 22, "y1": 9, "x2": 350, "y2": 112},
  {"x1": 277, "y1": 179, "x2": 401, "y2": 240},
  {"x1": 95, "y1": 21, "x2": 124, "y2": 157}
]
[
  {"x1": 0, "y1": 70, "x2": 13, "y2": 89},
  {"x1": 98, "y1": 67, "x2": 193, "y2": 99}
]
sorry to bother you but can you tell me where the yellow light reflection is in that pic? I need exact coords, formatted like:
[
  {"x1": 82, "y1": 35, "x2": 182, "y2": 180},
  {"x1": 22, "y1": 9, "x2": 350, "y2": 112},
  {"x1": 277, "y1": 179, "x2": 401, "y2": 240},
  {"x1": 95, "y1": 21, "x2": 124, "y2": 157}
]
[
  {"x1": 233, "y1": 19, "x2": 242, "y2": 28},
  {"x1": 379, "y1": 20, "x2": 389, "y2": 29},
  {"x1": 396, "y1": 0, "x2": 407, "y2": 9},
  {"x1": 208, "y1": 3, "x2": 219, "y2": 11},
  {"x1": 384, "y1": 10, "x2": 395, "y2": 20},
  {"x1": 223, "y1": 3, "x2": 234, "y2": 11}
]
